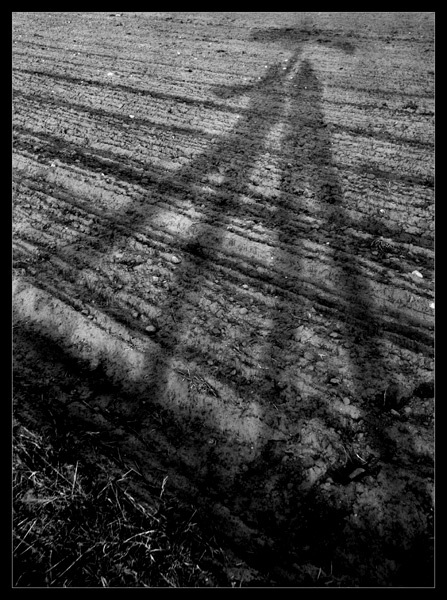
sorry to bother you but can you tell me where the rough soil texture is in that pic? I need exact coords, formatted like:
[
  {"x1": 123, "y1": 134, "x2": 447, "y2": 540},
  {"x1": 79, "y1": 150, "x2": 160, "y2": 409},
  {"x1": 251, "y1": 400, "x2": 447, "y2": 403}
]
[{"x1": 13, "y1": 12, "x2": 434, "y2": 586}]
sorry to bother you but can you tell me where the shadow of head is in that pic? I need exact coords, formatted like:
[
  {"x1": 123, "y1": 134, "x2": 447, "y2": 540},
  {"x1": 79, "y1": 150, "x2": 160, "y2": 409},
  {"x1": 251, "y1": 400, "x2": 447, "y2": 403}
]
[
  {"x1": 249, "y1": 26, "x2": 357, "y2": 55},
  {"x1": 211, "y1": 25, "x2": 355, "y2": 100}
]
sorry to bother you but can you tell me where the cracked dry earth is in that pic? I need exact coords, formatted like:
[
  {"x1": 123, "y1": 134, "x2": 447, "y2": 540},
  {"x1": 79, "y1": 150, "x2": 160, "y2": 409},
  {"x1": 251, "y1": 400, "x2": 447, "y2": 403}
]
[{"x1": 13, "y1": 12, "x2": 434, "y2": 586}]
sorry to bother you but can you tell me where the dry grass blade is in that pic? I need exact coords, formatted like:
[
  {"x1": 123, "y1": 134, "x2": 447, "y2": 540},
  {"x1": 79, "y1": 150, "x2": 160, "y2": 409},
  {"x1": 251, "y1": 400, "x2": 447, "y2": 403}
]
[
  {"x1": 12, "y1": 422, "x2": 231, "y2": 587},
  {"x1": 49, "y1": 543, "x2": 100, "y2": 585}
]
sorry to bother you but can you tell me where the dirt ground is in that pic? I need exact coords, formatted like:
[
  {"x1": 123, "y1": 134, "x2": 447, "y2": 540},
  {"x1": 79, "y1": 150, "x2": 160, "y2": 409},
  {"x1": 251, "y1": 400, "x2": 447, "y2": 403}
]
[{"x1": 12, "y1": 12, "x2": 434, "y2": 586}]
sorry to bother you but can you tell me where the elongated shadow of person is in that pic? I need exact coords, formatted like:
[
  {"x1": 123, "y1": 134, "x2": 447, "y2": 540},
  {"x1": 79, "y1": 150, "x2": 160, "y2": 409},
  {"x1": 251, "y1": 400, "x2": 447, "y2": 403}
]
[
  {"x1": 225, "y1": 27, "x2": 433, "y2": 583},
  {"x1": 131, "y1": 24, "x2": 359, "y2": 438},
  {"x1": 123, "y1": 23, "x2": 417, "y2": 579},
  {"x1": 147, "y1": 24, "x2": 432, "y2": 582}
]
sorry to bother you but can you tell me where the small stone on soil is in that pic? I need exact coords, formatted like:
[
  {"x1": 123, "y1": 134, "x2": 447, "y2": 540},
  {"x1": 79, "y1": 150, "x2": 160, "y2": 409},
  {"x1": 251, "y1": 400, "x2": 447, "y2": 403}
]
[
  {"x1": 171, "y1": 255, "x2": 181, "y2": 264},
  {"x1": 145, "y1": 325, "x2": 157, "y2": 334}
]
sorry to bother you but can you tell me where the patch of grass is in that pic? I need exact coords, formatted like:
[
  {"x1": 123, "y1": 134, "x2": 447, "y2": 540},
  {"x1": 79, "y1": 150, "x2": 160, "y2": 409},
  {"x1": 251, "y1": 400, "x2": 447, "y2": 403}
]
[
  {"x1": 12, "y1": 423, "x2": 229, "y2": 587},
  {"x1": 78, "y1": 270, "x2": 115, "y2": 307}
]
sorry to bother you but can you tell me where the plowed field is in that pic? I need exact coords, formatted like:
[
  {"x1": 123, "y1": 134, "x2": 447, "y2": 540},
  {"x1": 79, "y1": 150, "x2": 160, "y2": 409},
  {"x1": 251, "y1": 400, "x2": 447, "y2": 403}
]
[{"x1": 13, "y1": 12, "x2": 434, "y2": 586}]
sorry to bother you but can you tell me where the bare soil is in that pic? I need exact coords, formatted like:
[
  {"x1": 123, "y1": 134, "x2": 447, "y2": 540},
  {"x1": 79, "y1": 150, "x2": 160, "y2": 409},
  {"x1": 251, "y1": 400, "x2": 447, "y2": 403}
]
[{"x1": 13, "y1": 12, "x2": 434, "y2": 586}]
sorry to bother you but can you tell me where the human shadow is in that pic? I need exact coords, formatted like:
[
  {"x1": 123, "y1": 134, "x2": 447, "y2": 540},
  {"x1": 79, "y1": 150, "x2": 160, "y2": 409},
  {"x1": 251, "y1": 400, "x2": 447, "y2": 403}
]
[
  {"x1": 129, "y1": 25, "x2": 359, "y2": 455},
  {"x1": 120, "y1": 23, "x2": 401, "y2": 579},
  {"x1": 134, "y1": 24, "x2": 432, "y2": 583},
  {"x1": 219, "y1": 28, "x2": 433, "y2": 583}
]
